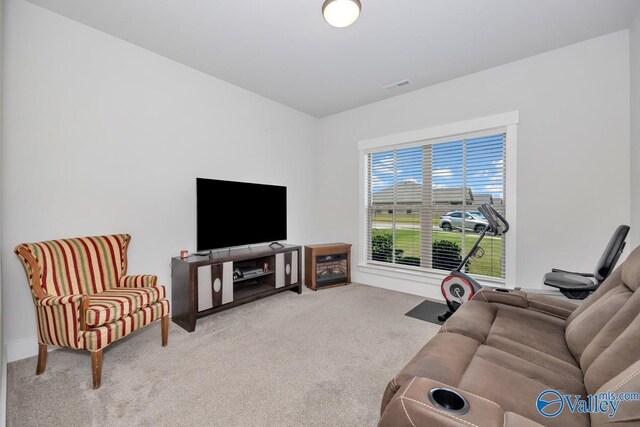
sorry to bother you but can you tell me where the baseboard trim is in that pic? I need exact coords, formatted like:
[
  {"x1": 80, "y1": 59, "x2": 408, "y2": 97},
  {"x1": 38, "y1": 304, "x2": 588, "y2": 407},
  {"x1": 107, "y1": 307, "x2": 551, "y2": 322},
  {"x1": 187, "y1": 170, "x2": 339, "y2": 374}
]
[
  {"x1": 1, "y1": 345, "x2": 7, "y2": 427},
  {"x1": 352, "y1": 270, "x2": 443, "y2": 301}
]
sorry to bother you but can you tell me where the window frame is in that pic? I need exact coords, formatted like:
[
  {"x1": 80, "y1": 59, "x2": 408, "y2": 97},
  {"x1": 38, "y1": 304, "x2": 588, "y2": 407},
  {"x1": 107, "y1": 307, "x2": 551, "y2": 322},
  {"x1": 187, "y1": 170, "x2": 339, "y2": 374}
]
[{"x1": 358, "y1": 112, "x2": 519, "y2": 286}]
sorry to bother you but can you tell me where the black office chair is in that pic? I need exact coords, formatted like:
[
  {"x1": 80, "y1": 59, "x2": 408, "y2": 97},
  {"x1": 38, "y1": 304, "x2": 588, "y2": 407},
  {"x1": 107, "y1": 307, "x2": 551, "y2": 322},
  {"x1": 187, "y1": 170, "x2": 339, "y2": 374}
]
[{"x1": 544, "y1": 225, "x2": 630, "y2": 299}]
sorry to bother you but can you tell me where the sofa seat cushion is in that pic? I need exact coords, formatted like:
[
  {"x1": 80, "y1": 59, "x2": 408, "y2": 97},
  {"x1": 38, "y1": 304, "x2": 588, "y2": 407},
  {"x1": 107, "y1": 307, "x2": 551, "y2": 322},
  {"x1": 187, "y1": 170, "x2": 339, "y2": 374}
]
[
  {"x1": 393, "y1": 332, "x2": 481, "y2": 387},
  {"x1": 445, "y1": 300, "x2": 578, "y2": 366},
  {"x1": 458, "y1": 346, "x2": 589, "y2": 427},
  {"x1": 86, "y1": 286, "x2": 166, "y2": 327}
]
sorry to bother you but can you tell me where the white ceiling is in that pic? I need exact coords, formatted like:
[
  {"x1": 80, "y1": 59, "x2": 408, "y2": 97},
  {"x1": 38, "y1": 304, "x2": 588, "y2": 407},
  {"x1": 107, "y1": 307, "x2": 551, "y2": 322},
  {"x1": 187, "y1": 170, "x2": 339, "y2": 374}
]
[{"x1": 26, "y1": 0, "x2": 640, "y2": 117}]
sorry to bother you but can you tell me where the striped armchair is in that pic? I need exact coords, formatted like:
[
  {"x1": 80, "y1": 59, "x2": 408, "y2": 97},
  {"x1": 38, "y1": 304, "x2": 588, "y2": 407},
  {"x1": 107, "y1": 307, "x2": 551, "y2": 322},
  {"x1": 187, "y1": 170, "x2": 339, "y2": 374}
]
[{"x1": 15, "y1": 234, "x2": 170, "y2": 389}]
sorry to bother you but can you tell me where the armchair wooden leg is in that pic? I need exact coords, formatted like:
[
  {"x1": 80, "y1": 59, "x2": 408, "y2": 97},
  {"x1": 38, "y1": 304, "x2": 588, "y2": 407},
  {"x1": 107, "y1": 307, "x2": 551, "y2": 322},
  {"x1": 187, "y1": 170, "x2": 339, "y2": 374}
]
[
  {"x1": 91, "y1": 350, "x2": 103, "y2": 389},
  {"x1": 36, "y1": 344, "x2": 47, "y2": 375},
  {"x1": 161, "y1": 315, "x2": 169, "y2": 347}
]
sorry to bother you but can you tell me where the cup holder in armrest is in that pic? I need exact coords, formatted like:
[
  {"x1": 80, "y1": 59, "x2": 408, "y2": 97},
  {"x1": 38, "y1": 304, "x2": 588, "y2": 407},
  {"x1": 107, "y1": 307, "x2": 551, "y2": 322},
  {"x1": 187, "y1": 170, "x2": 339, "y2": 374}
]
[
  {"x1": 493, "y1": 287, "x2": 511, "y2": 293},
  {"x1": 428, "y1": 388, "x2": 470, "y2": 415}
]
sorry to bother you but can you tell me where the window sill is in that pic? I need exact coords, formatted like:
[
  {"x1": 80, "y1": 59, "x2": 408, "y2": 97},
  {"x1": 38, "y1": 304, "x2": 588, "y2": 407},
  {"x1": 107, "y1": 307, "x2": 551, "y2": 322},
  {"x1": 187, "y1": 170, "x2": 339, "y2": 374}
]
[{"x1": 357, "y1": 262, "x2": 506, "y2": 287}]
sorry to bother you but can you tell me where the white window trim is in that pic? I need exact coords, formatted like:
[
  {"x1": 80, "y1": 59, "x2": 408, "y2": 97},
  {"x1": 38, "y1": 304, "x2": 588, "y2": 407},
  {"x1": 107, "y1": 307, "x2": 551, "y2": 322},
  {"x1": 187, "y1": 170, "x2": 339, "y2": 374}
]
[{"x1": 357, "y1": 111, "x2": 519, "y2": 285}]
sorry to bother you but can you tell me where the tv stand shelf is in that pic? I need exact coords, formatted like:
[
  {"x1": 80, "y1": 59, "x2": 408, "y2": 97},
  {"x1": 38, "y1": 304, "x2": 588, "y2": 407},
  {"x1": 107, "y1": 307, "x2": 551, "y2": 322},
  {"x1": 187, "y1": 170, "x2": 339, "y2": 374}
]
[
  {"x1": 233, "y1": 270, "x2": 274, "y2": 283},
  {"x1": 233, "y1": 282, "x2": 274, "y2": 301},
  {"x1": 171, "y1": 244, "x2": 301, "y2": 332}
]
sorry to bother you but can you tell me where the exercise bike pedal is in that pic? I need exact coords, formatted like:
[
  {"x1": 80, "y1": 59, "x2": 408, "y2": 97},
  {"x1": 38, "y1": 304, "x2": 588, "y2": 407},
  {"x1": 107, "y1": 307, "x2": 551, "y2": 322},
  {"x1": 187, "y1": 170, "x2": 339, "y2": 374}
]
[{"x1": 438, "y1": 310, "x2": 454, "y2": 322}]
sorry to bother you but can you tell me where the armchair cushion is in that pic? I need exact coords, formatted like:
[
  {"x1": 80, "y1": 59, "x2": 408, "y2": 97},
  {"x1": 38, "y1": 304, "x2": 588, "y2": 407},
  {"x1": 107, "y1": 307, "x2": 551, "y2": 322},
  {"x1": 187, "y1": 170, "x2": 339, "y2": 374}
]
[
  {"x1": 86, "y1": 286, "x2": 166, "y2": 328},
  {"x1": 82, "y1": 299, "x2": 169, "y2": 351}
]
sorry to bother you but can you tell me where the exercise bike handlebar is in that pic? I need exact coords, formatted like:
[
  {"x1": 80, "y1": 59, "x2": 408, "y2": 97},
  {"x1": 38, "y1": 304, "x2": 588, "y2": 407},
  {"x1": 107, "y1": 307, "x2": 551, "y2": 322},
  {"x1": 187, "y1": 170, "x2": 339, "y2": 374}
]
[{"x1": 478, "y1": 203, "x2": 509, "y2": 235}]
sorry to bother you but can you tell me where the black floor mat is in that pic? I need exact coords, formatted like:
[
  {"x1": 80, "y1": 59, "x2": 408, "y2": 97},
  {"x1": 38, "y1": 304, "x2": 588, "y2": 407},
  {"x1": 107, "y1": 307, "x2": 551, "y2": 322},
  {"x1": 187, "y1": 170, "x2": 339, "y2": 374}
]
[{"x1": 405, "y1": 299, "x2": 447, "y2": 325}]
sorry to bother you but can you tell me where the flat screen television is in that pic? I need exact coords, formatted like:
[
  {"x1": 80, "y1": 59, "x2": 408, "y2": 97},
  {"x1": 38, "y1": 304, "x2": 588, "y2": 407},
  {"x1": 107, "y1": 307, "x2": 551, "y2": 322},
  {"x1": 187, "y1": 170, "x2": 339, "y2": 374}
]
[{"x1": 196, "y1": 178, "x2": 287, "y2": 251}]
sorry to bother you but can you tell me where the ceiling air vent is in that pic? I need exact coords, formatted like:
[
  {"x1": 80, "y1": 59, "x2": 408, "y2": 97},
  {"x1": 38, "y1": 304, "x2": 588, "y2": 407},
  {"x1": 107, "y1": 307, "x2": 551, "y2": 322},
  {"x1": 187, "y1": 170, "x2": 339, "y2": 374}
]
[{"x1": 383, "y1": 79, "x2": 411, "y2": 90}]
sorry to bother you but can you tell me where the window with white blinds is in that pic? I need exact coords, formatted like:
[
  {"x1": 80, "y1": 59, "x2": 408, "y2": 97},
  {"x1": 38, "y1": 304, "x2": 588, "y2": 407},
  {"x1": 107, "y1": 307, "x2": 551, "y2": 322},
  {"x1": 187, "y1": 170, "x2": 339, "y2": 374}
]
[{"x1": 366, "y1": 133, "x2": 506, "y2": 279}]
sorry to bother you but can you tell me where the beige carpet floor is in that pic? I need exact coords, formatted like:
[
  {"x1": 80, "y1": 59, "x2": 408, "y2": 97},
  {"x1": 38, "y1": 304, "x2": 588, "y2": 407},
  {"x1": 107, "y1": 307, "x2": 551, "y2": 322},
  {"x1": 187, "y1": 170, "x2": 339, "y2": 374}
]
[{"x1": 7, "y1": 284, "x2": 439, "y2": 427}]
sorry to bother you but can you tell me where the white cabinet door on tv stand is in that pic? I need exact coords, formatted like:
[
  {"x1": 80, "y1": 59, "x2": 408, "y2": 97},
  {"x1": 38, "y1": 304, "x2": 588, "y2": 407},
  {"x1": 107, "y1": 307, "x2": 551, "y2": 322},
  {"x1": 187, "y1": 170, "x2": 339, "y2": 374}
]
[
  {"x1": 275, "y1": 251, "x2": 299, "y2": 289},
  {"x1": 197, "y1": 261, "x2": 233, "y2": 311}
]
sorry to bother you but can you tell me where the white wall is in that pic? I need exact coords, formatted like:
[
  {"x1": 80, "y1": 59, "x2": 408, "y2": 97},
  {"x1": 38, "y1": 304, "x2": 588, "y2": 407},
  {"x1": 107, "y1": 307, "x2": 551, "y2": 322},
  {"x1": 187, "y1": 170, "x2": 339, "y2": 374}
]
[
  {"x1": 0, "y1": 0, "x2": 5, "y2": 421},
  {"x1": 1, "y1": 0, "x2": 319, "y2": 361},
  {"x1": 631, "y1": 9, "x2": 640, "y2": 250},
  {"x1": 317, "y1": 31, "x2": 631, "y2": 299}
]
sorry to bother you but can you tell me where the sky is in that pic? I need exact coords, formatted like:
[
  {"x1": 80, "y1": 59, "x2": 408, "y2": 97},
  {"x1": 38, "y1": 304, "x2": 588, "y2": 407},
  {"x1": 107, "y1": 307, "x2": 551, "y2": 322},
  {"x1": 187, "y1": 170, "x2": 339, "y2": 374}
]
[{"x1": 371, "y1": 133, "x2": 505, "y2": 198}]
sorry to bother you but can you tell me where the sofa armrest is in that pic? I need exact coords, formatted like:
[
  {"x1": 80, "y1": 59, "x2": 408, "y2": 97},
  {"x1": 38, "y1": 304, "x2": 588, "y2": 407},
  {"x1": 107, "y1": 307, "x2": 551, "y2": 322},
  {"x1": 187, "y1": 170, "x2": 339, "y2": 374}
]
[
  {"x1": 472, "y1": 287, "x2": 528, "y2": 308},
  {"x1": 118, "y1": 275, "x2": 158, "y2": 288},
  {"x1": 526, "y1": 293, "x2": 577, "y2": 320},
  {"x1": 379, "y1": 377, "x2": 506, "y2": 427},
  {"x1": 471, "y1": 287, "x2": 577, "y2": 319}
]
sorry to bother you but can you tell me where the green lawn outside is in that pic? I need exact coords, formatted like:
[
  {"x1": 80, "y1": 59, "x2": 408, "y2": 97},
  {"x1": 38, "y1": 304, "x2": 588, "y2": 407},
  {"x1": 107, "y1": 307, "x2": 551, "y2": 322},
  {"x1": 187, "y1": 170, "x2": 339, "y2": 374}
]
[
  {"x1": 372, "y1": 213, "x2": 420, "y2": 224},
  {"x1": 371, "y1": 228, "x2": 503, "y2": 278},
  {"x1": 372, "y1": 214, "x2": 457, "y2": 226}
]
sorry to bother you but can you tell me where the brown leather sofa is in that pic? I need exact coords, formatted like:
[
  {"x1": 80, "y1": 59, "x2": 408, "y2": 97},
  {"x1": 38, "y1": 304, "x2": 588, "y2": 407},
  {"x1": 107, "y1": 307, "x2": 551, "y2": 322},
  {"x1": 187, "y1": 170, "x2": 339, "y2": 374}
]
[{"x1": 379, "y1": 246, "x2": 640, "y2": 426}]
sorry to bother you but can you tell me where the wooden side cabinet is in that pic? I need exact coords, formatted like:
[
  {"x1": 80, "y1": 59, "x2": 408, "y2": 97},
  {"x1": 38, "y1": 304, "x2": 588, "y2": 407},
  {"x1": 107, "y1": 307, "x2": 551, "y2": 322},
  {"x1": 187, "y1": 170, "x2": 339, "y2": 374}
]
[
  {"x1": 305, "y1": 243, "x2": 352, "y2": 291},
  {"x1": 171, "y1": 244, "x2": 301, "y2": 332}
]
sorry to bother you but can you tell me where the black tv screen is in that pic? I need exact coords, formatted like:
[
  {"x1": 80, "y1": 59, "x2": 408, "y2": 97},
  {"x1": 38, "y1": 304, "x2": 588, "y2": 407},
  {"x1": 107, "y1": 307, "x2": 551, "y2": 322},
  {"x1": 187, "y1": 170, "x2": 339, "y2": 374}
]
[{"x1": 196, "y1": 178, "x2": 287, "y2": 251}]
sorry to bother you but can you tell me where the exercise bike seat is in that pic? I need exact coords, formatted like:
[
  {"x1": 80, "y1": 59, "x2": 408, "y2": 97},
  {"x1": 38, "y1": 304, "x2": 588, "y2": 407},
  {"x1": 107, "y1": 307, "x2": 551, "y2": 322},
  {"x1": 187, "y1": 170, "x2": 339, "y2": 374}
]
[
  {"x1": 544, "y1": 271, "x2": 598, "y2": 290},
  {"x1": 543, "y1": 224, "x2": 629, "y2": 299}
]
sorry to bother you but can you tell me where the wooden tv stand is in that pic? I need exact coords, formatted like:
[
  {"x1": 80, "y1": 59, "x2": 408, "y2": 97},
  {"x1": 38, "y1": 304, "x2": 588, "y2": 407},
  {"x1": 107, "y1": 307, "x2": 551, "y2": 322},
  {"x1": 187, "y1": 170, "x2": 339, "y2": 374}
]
[{"x1": 171, "y1": 244, "x2": 301, "y2": 332}]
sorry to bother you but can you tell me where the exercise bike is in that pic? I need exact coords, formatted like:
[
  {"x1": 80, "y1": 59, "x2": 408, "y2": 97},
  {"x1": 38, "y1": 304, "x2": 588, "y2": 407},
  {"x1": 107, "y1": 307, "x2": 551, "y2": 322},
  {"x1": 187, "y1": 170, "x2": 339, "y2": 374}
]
[{"x1": 438, "y1": 203, "x2": 509, "y2": 322}]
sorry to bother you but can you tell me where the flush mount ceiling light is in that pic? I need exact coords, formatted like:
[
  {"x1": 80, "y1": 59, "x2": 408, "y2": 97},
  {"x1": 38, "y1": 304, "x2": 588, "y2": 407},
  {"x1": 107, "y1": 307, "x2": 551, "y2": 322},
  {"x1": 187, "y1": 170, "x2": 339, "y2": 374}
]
[{"x1": 322, "y1": 0, "x2": 361, "y2": 28}]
